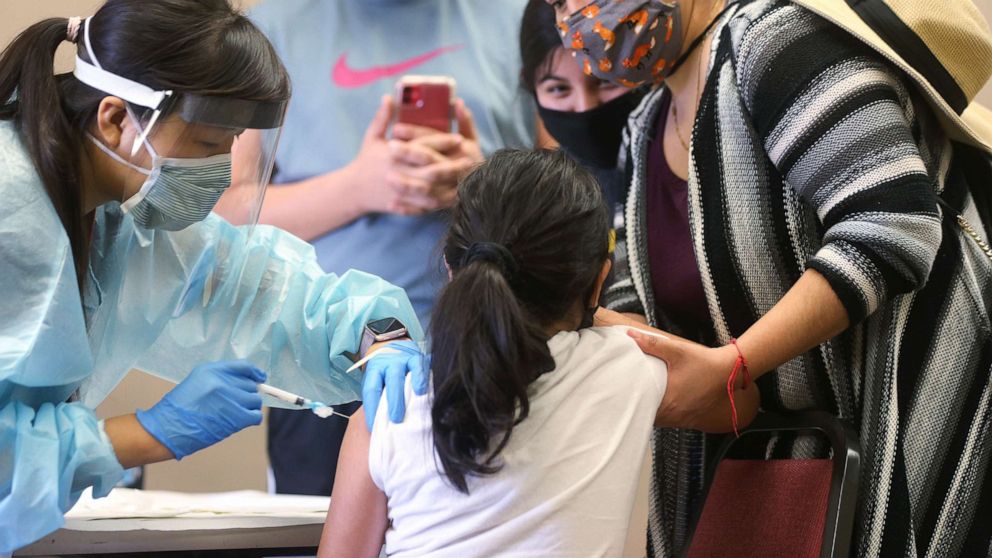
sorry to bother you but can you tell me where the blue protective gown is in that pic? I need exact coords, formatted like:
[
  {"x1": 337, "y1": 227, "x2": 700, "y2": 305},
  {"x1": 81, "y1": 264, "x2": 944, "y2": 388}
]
[{"x1": 0, "y1": 120, "x2": 422, "y2": 551}]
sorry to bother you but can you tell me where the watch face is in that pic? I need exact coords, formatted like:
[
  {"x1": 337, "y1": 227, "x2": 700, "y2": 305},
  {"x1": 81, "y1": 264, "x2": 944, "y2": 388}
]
[{"x1": 368, "y1": 317, "x2": 403, "y2": 336}]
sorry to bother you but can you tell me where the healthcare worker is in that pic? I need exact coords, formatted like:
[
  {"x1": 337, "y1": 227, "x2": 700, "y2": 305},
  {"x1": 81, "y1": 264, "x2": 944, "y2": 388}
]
[{"x1": 0, "y1": 0, "x2": 426, "y2": 552}]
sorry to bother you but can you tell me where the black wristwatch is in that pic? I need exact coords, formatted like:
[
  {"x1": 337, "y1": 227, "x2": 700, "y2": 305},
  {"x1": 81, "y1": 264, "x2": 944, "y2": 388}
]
[{"x1": 359, "y1": 317, "x2": 409, "y2": 358}]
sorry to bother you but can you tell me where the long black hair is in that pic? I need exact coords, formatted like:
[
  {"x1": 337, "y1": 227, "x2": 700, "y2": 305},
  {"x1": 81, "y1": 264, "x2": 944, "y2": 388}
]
[
  {"x1": 519, "y1": 0, "x2": 565, "y2": 93},
  {"x1": 430, "y1": 149, "x2": 611, "y2": 493},
  {"x1": 0, "y1": 0, "x2": 290, "y2": 285}
]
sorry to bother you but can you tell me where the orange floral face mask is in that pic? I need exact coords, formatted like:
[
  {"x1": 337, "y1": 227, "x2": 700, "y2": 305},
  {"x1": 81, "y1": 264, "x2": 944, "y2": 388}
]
[{"x1": 558, "y1": 0, "x2": 683, "y2": 88}]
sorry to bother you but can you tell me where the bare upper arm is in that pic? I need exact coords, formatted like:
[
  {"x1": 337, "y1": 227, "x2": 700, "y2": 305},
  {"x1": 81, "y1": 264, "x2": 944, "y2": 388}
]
[{"x1": 317, "y1": 407, "x2": 389, "y2": 558}]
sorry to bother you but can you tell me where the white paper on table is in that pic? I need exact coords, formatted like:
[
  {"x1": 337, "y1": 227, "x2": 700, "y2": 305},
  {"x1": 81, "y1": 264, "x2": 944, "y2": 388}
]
[{"x1": 65, "y1": 488, "x2": 330, "y2": 530}]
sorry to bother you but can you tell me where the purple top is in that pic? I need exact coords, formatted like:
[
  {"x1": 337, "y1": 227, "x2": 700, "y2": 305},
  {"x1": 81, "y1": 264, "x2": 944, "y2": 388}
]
[{"x1": 644, "y1": 92, "x2": 710, "y2": 335}]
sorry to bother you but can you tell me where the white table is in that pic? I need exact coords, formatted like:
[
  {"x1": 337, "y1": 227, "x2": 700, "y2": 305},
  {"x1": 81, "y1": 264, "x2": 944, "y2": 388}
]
[{"x1": 14, "y1": 489, "x2": 329, "y2": 556}]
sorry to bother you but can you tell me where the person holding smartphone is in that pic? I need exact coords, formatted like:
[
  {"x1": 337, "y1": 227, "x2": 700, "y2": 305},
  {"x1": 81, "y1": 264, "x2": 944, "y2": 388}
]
[{"x1": 217, "y1": 0, "x2": 536, "y2": 499}]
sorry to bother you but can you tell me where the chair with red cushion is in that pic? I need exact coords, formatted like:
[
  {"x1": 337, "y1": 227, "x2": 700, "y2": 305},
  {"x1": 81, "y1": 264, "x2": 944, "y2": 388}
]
[{"x1": 684, "y1": 411, "x2": 860, "y2": 558}]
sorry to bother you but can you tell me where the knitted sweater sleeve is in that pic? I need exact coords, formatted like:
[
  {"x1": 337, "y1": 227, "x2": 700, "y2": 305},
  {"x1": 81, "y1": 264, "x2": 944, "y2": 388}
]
[{"x1": 730, "y1": 2, "x2": 942, "y2": 324}]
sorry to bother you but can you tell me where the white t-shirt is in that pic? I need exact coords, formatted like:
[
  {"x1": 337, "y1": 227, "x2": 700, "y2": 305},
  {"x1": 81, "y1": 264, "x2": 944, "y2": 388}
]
[{"x1": 369, "y1": 326, "x2": 668, "y2": 557}]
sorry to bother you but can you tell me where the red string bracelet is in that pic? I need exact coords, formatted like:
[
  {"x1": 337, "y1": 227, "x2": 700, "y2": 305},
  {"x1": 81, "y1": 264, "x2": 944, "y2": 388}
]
[{"x1": 727, "y1": 338, "x2": 751, "y2": 438}]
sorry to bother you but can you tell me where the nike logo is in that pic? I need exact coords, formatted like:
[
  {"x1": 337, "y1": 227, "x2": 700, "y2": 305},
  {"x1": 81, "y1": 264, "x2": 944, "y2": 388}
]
[{"x1": 332, "y1": 45, "x2": 464, "y2": 88}]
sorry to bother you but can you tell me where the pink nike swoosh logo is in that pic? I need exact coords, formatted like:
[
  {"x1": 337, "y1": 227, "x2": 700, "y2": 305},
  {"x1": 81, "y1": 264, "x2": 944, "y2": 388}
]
[{"x1": 332, "y1": 45, "x2": 464, "y2": 88}]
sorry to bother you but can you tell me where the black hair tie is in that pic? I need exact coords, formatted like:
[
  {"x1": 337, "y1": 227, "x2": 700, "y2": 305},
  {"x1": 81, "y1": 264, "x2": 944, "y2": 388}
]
[{"x1": 460, "y1": 242, "x2": 519, "y2": 281}]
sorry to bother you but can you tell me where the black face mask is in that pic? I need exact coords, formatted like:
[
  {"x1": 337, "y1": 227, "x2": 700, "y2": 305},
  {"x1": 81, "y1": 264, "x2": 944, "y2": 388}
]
[{"x1": 537, "y1": 88, "x2": 646, "y2": 169}]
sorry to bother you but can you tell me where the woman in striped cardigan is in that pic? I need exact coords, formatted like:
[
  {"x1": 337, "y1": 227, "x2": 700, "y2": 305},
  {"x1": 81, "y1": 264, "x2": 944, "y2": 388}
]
[{"x1": 549, "y1": 0, "x2": 992, "y2": 556}]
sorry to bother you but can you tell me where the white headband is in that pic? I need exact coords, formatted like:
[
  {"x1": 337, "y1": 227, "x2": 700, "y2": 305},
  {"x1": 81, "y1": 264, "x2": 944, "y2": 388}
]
[
  {"x1": 72, "y1": 16, "x2": 170, "y2": 110},
  {"x1": 72, "y1": 16, "x2": 172, "y2": 155}
]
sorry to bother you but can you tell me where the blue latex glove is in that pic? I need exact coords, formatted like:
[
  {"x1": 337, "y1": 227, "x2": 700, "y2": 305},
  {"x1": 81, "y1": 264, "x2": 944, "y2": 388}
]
[
  {"x1": 136, "y1": 361, "x2": 266, "y2": 460},
  {"x1": 362, "y1": 340, "x2": 428, "y2": 430}
]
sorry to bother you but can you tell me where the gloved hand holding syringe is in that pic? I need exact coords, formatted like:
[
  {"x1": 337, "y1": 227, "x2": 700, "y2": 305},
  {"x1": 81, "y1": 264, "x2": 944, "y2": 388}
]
[{"x1": 136, "y1": 346, "x2": 408, "y2": 464}]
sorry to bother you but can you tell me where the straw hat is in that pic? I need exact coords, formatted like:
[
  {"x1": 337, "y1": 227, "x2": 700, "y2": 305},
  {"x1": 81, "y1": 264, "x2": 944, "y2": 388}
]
[{"x1": 791, "y1": 0, "x2": 992, "y2": 154}]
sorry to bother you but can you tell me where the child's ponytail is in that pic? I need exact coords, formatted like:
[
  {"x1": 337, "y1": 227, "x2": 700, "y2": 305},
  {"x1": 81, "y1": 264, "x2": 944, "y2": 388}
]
[{"x1": 430, "y1": 149, "x2": 611, "y2": 493}]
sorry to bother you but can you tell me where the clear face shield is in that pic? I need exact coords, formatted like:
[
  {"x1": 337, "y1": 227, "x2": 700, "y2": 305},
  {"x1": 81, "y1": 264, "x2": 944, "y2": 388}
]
[
  {"x1": 114, "y1": 95, "x2": 285, "y2": 231},
  {"x1": 74, "y1": 17, "x2": 285, "y2": 232},
  {"x1": 69, "y1": 17, "x2": 300, "y2": 410}
]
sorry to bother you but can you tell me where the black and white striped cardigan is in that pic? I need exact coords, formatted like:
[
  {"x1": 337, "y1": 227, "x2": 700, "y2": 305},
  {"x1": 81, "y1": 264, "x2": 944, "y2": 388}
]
[{"x1": 603, "y1": 1, "x2": 992, "y2": 556}]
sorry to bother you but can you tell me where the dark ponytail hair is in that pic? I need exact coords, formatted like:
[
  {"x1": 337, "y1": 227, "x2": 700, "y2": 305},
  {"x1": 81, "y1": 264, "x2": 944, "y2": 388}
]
[
  {"x1": 430, "y1": 149, "x2": 610, "y2": 493},
  {"x1": 0, "y1": 0, "x2": 289, "y2": 286},
  {"x1": 519, "y1": 0, "x2": 566, "y2": 93},
  {"x1": 0, "y1": 18, "x2": 88, "y2": 284}
]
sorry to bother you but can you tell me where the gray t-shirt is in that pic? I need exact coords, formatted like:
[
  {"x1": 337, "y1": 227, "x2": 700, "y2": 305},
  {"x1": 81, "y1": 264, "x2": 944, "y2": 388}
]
[{"x1": 251, "y1": 0, "x2": 536, "y2": 327}]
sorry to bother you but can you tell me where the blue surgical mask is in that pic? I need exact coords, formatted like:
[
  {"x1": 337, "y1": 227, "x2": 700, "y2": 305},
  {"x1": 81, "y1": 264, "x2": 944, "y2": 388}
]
[{"x1": 87, "y1": 132, "x2": 232, "y2": 231}]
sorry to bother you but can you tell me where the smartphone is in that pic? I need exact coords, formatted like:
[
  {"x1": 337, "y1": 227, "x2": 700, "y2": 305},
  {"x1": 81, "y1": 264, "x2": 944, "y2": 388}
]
[{"x1": 394, "y1": 75, "x2": 456, "y2": 133}]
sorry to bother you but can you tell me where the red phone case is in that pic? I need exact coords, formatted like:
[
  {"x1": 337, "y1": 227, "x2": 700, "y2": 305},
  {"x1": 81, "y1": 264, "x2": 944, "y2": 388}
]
[{"x1": 395, "y1": 79, "x2": 453, "y2": 133}]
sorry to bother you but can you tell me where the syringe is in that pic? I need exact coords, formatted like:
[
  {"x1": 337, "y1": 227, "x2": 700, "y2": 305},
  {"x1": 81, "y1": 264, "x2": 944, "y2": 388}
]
[{"x1": 258, "y1": 383, "x2": 350, "y2": 420}]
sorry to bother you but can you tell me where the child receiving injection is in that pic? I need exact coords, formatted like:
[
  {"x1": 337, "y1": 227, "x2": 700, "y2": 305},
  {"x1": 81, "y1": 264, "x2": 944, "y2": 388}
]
[{"x1": 319, "y1": 149, "x2": 670, "y2": 557}]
